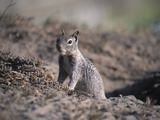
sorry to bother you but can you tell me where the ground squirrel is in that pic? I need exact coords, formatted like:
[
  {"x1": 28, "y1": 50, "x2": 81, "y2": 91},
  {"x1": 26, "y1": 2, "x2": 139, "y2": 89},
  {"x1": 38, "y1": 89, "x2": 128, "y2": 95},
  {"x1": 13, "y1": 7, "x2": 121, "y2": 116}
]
[{"x1": 56, "y1": 29, "x2": 106, "y2": 100}]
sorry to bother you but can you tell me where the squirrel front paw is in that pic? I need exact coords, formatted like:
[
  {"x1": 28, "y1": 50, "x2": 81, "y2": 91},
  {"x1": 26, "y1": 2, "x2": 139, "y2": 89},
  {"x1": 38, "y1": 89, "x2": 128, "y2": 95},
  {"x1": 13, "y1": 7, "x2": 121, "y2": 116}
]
[
  {"x1": 67, "y1": 83, "x2": 75, "y2": 95},
  {"x1": 67, "y1": 89, "x2": 74, "y2": 95}
]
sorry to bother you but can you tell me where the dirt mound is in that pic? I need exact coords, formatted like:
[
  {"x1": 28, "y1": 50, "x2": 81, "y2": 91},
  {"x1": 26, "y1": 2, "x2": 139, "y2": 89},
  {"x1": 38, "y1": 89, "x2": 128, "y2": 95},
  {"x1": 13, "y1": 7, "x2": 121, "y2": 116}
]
[{"x1": 0, "y1": 52, "x2": 160, "y2": 120}]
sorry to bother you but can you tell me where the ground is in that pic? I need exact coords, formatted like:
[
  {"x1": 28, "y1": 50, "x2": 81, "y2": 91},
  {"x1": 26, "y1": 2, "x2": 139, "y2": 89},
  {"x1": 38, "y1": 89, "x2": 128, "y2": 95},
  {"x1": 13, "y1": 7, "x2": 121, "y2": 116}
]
[{"x1": 0, "y1": 15, "x2": 160, "y2": 120}]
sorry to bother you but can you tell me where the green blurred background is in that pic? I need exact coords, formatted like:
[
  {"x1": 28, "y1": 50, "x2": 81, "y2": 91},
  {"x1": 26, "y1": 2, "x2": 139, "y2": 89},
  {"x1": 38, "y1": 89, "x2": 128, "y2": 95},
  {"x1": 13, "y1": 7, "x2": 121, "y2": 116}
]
[{"x1": 0, "y1": 0, "x2": 160, "y2": 31}]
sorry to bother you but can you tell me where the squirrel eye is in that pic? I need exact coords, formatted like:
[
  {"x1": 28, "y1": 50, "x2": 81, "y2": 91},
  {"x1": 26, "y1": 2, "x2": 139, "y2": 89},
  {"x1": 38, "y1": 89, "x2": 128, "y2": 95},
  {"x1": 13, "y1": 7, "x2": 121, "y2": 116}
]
[{"x1": 67, "y1": 40, "x2": 72, "y2": 44}]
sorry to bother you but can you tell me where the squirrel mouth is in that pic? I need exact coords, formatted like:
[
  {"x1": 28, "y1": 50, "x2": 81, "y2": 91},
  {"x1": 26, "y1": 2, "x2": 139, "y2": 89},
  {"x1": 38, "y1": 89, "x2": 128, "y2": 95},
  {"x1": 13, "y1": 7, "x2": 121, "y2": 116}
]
[{"x1": 59, "y1": 50, "x2": 66, "y2": 55}]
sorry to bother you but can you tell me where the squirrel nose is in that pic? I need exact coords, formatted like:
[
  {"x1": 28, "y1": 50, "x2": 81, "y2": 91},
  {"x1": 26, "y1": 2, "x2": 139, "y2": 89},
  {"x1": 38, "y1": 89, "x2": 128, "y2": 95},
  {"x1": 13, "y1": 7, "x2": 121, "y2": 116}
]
[{"x1": 56, "y1": 45, "x2": 66, "y2": 54}]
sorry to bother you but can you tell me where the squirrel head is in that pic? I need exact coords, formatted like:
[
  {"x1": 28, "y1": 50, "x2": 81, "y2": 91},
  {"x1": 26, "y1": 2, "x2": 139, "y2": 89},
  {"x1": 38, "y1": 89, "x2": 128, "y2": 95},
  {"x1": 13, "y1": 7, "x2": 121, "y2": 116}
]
[{"x1": 56, "y1": 29, "x2": 79, "y2": 56}]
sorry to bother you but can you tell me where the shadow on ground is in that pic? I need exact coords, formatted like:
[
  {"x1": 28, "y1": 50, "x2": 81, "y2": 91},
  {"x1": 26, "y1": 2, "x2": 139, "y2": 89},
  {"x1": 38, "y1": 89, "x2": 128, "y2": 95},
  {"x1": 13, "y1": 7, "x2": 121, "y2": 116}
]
[{"x1": 107, "y1": 72, "x2": 160, "y2": 105}]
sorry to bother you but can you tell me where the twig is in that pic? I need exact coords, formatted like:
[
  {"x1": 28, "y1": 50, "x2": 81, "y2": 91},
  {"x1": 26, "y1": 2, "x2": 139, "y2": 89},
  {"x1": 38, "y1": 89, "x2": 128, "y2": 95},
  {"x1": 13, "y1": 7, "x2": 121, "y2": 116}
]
[{"x1": 0, "y1": 0, "x2": 16, "y2": 21}]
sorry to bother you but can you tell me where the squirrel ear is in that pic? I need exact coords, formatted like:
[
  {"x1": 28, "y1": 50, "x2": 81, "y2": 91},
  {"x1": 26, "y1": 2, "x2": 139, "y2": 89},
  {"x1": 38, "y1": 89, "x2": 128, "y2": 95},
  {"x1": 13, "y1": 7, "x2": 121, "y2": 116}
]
[
  {"x1": 61, "y1": 28, "x2": 65, "y2": 36},
  {"x1": 72, "y1": 31, "x2": 79, "y2": 38}
]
